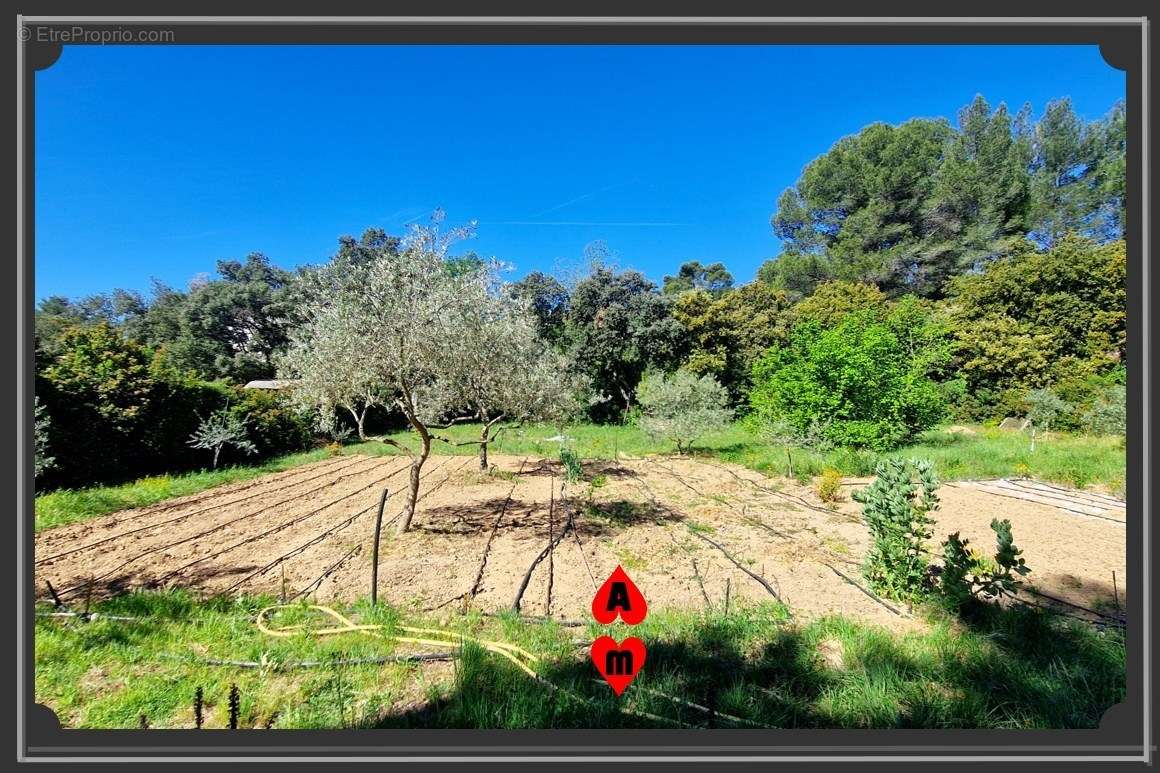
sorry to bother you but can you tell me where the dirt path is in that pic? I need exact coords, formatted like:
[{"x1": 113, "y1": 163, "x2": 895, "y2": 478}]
[{"x1": 35, "y1": 454, "x2": 1126, "y2": 631}]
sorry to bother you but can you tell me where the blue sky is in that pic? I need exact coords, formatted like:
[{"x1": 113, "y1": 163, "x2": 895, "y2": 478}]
[{"x1": 35, "y1": 44, "x2": 1124, "y2": 300}]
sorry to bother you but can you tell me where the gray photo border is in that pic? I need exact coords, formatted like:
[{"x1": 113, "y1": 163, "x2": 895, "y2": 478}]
[{"x1": 13, "y1": 11, "x2": 1153, "y2": 765}]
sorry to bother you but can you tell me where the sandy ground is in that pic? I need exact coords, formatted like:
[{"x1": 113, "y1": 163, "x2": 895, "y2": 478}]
[{"x1": 34, "y1": 453, "x2": 1127, "y2": 631}]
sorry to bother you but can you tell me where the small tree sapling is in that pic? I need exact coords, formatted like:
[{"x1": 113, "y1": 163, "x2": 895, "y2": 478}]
[{"x1": 188, "y1": 407, "x2": 257, "y2": 469}]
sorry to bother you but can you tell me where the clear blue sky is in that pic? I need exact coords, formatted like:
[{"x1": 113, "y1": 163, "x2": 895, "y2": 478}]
[{"x1": 35, "y1": 44, "x2": 1124, "y2": 300}]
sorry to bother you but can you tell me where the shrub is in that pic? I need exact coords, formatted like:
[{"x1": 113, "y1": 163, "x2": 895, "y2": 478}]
[
  {"x1": 939, "y1": 519, "x2": 1031, "y2": 608},
  {"x1": 33, "y1": 396, "x2": 55, "y2": 479},
  {"x1": 816, "y1": 468, "x2": 844, "y2": 504},
  {"x1": 635, "y1": 370, "x2": 732, "y2": 454},
  {"x1": 852, "y1": 458, "x2": 939, "y2": 602},
  {"x1": 36, "y1": 323, "x2": 316, "y2": 488},
  {"x1": 188, "y1": 407, "x2": 257, "y2": 469},
  {"x1": 749, "y1": 313, "x2": 947, "y2": 451},
  {"x1": 1083, "y1": 384, "x2": 1126, "y2": 436}
]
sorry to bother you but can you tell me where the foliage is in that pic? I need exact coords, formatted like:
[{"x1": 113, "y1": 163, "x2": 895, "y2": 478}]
[
  {"x1": 852, "y1": 458, "x2": 939, "y2": 602},
  {"x1": 34, "y1": 396, "x2": 55, "y2": 479},
  {"x1": 563, "y1": 266, "x2": 686, "y2": 421},
  {"x1": 280, "y1": 210, "x2": 513, "y2": 531},
  {"x1": 769, "y1": 96, "x2": 1124, "y2": 298},
  {"x1": 188, "y1": 407, "x2": 257, "y2": 469},
  {"x1": 815, "y1": 467, "x2": 843, "y2": 504},
  {"x1": 671, "y1": 283, "x2": 791, "y2": 403},
  {"x1": 127, "y1": 254, "x2": 302, "y2": 382},
  {"x1": 1083, "y1": 384, "x2": 1126, "y2": 436},
  {"x1": 509, "y1": 271, "x2": 570, "y2": 345},
  {"x1": 788, "y1": 281, "x2": 889, "y2": 328},
  {"x1": 1029, "y1": 99, "x2": 1126, "y2": 245},
  {"x1": 946, "y1": 235, "x2": 1125, "y2": 415},
  {"x1": 662, "y1": 260, "x2": 734, "y2": 295},
  {"x1": 635, "y1": 371, "x2": 733, "y2": 454},
  {"x1": 558, "y1": 447, "x2": 584, "y2": 482},
  {"x1": 750, "y1": 312, "x2": 947, "y2": 450},
  {"x1": 939, "y1": 519, "x2": 1031, "y2": 608}
]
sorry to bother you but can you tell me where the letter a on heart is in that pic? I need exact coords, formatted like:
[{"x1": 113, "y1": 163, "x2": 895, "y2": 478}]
[
  {"x1": 591, "y1": 564, "x2": 647, "y2": 625},
  {"x1": 591, "y1": 635, "x2": 646, "y2": 695}
]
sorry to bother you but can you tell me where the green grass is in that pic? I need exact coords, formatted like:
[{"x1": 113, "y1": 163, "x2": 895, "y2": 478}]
[
  {"x1": 357, "y1": 421, "x2": 1125, "y2": 493},
  {"x1": 35, "y1": 421, "x2": 1125, "y2": 533},
  {"x1": 35, "y1": 590, "x2": 1124, "y2": 729}
]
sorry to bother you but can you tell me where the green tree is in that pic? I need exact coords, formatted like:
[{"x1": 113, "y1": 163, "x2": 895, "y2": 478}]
[
  {"x1": 662, "y1": 260, "x2": 734, "y2": 295},
  {"x1": 771, "y1": 118, "x2": 954, "y2": 296},
  {"x1": 130, "y1": 253, "x2": 301, "y2": 382},
  {"x1": 509, "y1": 271, "x2": 570, "y2": 345},
  {"x1": 563, "y1": 267, "x2": 685, "y2": 420},
  {"x1": 945, "y1": 235, "x2": 1125, "y2": 414},
  {"x1": 756, "y1": 251, "x2": 834, "y2": 299},
  {"x1": 750, "y1": 312, "x2": 947, "y2": 450},
  {"x1": 1029, "y1": 99, "x2": 1126, "y2": 245},
  {"x1": 789, "y1": 280, "x2": 890, "y2": 328},
  {"x1": 671, "y1": 282, "x2": 791, "y2": 403},
  {"x1": 635, "y1": 370, "x2": 732, "y2": 454}
]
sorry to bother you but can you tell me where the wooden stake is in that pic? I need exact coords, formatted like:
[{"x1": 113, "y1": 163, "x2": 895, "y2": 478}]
[{"x1": 370, "y1": 488, "x2": 389, "y2": 605}]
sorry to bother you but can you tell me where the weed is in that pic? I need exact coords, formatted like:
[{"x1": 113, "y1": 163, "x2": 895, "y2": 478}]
[{"x1": 816, "y1": 468, "x2": 844, "y2": 504}]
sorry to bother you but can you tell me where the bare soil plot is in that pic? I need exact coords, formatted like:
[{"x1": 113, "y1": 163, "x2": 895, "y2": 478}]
[{"x1": 35, "y1": 454, "x2": 1126, "y2": 631}]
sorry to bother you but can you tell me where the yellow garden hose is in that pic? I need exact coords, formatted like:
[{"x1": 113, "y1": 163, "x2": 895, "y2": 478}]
[{"x1": 255, "y1": 604, "x2": 540, "y2": 678}]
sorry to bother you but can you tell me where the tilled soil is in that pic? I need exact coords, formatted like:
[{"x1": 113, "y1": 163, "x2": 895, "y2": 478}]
[{"x1": 34, "y1": 454, "x2": 1127, "y2": 631}]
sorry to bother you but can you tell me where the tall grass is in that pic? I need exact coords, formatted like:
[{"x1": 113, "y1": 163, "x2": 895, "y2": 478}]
[{"x1": 34, "y1": 591, "x2": 1124, "y2": 730}]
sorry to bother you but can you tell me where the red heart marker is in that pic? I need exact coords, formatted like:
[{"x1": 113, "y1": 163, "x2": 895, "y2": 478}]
[
  {"x1": 590, "y1": 635, "x2": 646, "y2": 696},
  {"x1": 591, "y1": 565, "x2": 647, "y2": 625}
]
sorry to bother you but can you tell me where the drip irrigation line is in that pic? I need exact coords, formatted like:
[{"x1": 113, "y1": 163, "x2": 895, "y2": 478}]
[
  {"x1": 36, "y1": 455, "x2": 370, "y2": 565},
  {"x1": 820, "y1": 561, "x2": 905, "y2": 617},
  {"x1": 57, "y1": 457, "x2": 407, "y2": 599},
  {"x1": 511, "y1": 501, "x2": 574, "y2": 613},
  {"x1": 218, "y1": 457, "x2": 460, "y2": 594},
  {"x1": 466, "y1": 460, "x2": 528, "y2": 602},
  {"x1": 167, "y1": 652, "x2": 458, "y2": 670},
  {"x1": 151, "y1": 460, "x2": 413, "y2": 586},
  {"x1": 293, "y1": 544, "x2": 363, "y2": 601}
]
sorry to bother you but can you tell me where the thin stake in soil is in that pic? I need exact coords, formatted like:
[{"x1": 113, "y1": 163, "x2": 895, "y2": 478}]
[
  {"x1": 228, "y1": 684, "x2": 240, "y2": 729},
  {"x1": 546, "y1": 475, "x2": 555, "y2": 615},
  {"x1": 193, "y1": 687, "x2": 204, "y2": 729},
  {"x1": 370, "y1": 488, "x2": 390, "y2": 605},
  {"x1": 512, "y1": 481, "x2": 576, "y2": 613}
]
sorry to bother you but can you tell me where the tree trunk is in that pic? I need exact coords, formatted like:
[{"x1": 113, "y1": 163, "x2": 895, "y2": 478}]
[
  {"x1": 479, "y1": 426, "x2": 489, "y2": 471},
  {"x1": 212, "y1": 445, "x2": 221, "y2": 470},
  {"x1": 395, "y1": 394, "x2": 431, "y2": 534},
  {"x1": 346, "y1": 404, "x2": 367, "y2": 441}
]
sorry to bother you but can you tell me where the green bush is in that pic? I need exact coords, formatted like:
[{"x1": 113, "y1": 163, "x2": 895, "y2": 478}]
[
  {"x1": 749, "y1": 312, "x2": 947, "y2": 451},
  {"x1": 36, "y1": 323, "x2": 315, "y2": 488},
  {"x1": 635, "y1": 370, "x2": 732, "y2": 454},
  {"x1": 852, "y1": 458, "x2": 939, "y2": 603}
]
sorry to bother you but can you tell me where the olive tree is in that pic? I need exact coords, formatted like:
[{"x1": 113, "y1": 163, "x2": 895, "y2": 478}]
[
  {"x1": 635, "y1": 370, "x2": 732, "y2": 454},
  {"x1": 433, "y1": 295, "x2": 583, "y2": 470},
  {"x1": 280, "y1": 310, "x2": 383, "y2": 441},
  {"x1": 282, "y1": 212, "x2": 506, "y2": 532}
]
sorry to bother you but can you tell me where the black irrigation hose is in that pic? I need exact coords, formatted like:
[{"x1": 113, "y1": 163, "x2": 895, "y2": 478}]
[
  {"x1": 683, "y1": 457, "x2": 838, "y2": 518},
  {"x1": 820, "y1": 561, "x2": 905, "y2": 617},
  {"x1": 467, "y1": 460, "x2": 528, "y2": 601},
  {"x1": 179, "y1": 652, "x2": 459, "y2": 669},
  {"x1": 293, "y1": 544, "x2": 364, "y2": 601},
  {"x1": 512, "y1": 481, "x2": 574, "y2": 614},
  {"x1": 632, "y1": 473, "x2": 787, "y2": 607},
  {"x1": 86, "y1": 453, "x2": 356, "y2": 521},
  {"x1": 37, "y1": 455, "x2": 374, "y2": 566},
  {"x1": 57, "y1": 457, "x2": 408, "y2": 599},
  {"x1": 154, "y1": 459, "x2": 416, "y2": 585}
]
